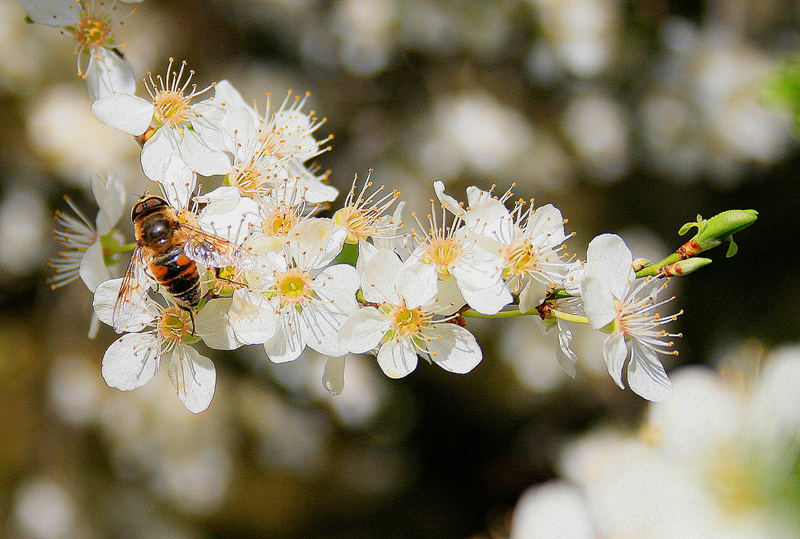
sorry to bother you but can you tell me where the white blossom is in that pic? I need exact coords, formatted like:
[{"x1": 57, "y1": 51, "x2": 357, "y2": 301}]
[
  {"x1": 93, "y1": 278, "x2": 218, "y2": 413},
  {"x1": 340, "y1": 248, "x2": 482, "y2": 378},
  {"x1": 580, "y1": 234, "x2": 681, "y2": 401},
  {"x1": 92, "y1": 58, "x2": 230, "y2": 207}
]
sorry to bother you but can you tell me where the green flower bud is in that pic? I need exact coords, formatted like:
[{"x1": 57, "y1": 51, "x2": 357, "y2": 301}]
[
  {"x1": 659, "y1": 257, "x2": 712, "y2": 277},
  {"x1": 677, "y1": 210, "x2": 758, "y2": 258}
]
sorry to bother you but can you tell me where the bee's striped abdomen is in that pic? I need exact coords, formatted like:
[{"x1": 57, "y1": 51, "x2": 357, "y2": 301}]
[{"x1": 149, "y1": 245, "x2": 201, "y2": 308}]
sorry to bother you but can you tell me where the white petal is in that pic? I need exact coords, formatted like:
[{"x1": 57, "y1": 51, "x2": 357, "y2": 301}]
[
  {"x1": 92, "y1": 278, "x2": 153, "y2": 331},
  {"x1": 197, "y1": 194, "x2": 259, "y2": 244},
  {"x1": 141, "y1": 127, "x2": 179, "y2": 180},
  {"x1": 580, "y1": 276, "x2": 616, "y2": 330},
  {"x1": 228, "y1": 289, "x2": 277, "y2": 345},
  {"x1": 339, "y1": 307, "x2": 391, "y2": 354},
  {"x1": 429, "y1": 275, "x2": 466, "y2": 316},
  {"x1": 510, "y1": 482, "x2": 594, "y2": 539},
  {"x1": 293, "y1": 165, "x2": 340, "y2": 204},
  {"x1": 265, "y1": 313, "x2": 305, "y2": 363},
  {"x1": 525, "y1": 204, "x2": 567, "y2": 244},
  {"x1": 195, "y1": 186, "x2": 240, "y2": 213},
  {"x1": 433, "y1": 180, "x2": 465, "y2": 217},
  {"x1": 425, "y1": 324, "x2": 482, "y2": 374},
  {"x1": 377, "y1": 339, "x2": 418, "y2": 378},
  {"x1": 313, "y1": 264, "x2": 360, "y2": 314},
  {"x1": 19, "y1": 0, "x2": 77, "y2": 26},
  {"x1": 180, "y1": 129, "x2": 232, "y2": 176},
  {"x1": 85, "y1": 48, "x2": 136, "y2": 101},
  {"x1": 628, "y1": 341, "x2": 672, "y2": 401},
  {"x1": 301, "y1": 303, "x2": 349, "y2": 357},
  {"x1": 214, "y1": 80, "x2": 250, "y2": 110},
  {"x1": 167, "y1": 345, "x2": 216, "y2": 413},
  {"x1": 194, "y1": 298, "x2": 241, "y2": 350},
  {"x1": 396, "y1": 261, "x2": 438, "y2": 308},
  {"x1": 555, "y1": 320, "x2": 578, "y2": 378},
  {"x1": 519, "y1": 277, "x2": 548, "y2": 314},
  {"x1": 360, "y1": 249, "x2": 402, "y2": 304},
  {"x1": 602, "y1": 332, "x2": 628, "y2": 389},
  {"x1": 465, "y1": 186, "x2": 493, "y2": 208},
  {"x1": 91, "y1": 93, "x2": 153, "y2": 136},
  {"x1": 459, "y1": 277, "x2": 513, "y2": 315},
  {"x1": 101, "y1": 332, "x2": 160, "y2": 390},
  {"x1": 91, "y1": 172, "x2": 126, "y2": 234},
  {"x1": 585, "y1": 233, "x2": 634, "y2": 300},
  {"x1": 79, "y1": 241, "x2": 110, "y2": 292},
  {"x1": 161, "y1": 163, "x2": 196, "y2": 209},
  {"x1": 322, "y1": 356, "x2": 346, "y2": 395},
  {"x1": 290, "y1": 218, "x2": 346, "y2": 269}
]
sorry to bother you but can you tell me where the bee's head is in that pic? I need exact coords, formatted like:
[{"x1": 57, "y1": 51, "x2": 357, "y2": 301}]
[{"x1": 131, "y1": 194, "x2": 169, "y2": 222}]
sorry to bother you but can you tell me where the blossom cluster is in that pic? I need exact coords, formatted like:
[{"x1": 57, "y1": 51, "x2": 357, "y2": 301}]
[{"x1": 34, "y1": 0, "x2": 753, "y2": 412}]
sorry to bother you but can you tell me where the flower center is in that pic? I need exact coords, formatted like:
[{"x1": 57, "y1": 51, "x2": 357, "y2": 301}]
[
  {"x1": 424, "y1": 237, "x2": 462, "y2": 276},
  {"x1": 333, "y1": 206, "x2": 372, "y2": 244},
  {"x1": 274, "y1": 268, "x2": 312, "y2": 306},
  {"x1": 705, "y1": 445, "x2": 763, "y2": 515},
  {"x1": 157, "y1": 307, "x2": 193, "y2": 344},
  {"x1": 503, "y1": 238, "x2": 537, "y2": 279},
  {"x1": 262, "y1": 206, "x2": 298, "y2": 237},
  {"x1": 75, "y1": 16, "x2": 111, "y2": 49},
  {"x1": 390, "y1": 304, "x2": 426, "y2": 337},
  {"x1": 229, "y1": 165, "x2": 268, "y2": 198},
  {"x1": 152, "y1": 90, "x2": 190, "y2": 128},
  {"x1": 256, "y1": 128, "x2": 283, "y2": 157}
]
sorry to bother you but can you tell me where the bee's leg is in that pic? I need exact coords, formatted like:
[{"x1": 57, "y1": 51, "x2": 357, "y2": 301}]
[
  {"x1": 214, "y1": 267, "x2": 248, "y2": 289},
  {"x1": 179, "y1": 304, "x2": 197, "y2": 337}
]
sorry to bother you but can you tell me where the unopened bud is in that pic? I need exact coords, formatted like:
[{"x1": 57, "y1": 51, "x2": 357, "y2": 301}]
[
  {"x1": 632, "y1": 258, "x2": 650, "y2": 271},
  {"x1": 659, "y1": 257, "x2": 712, "y2": 277},
  {"x1": 677, "y1": 209, "x2": 758, "y2": 258}
]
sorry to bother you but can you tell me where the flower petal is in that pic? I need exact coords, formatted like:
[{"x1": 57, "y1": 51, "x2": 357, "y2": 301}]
[
  {"x1": 339, "y1": 307, "x2": 391, "y2": 354},
  {"x1": 602, "y1": 332, "x2": 628, "y2": 389},
  {"x1": 85, "y1": 48, "x2": 136, "y2": 101},
  {"x1": 180, "y1": 128, "x2": 232, "y2": 176},
  {"x1": 434, "y1": 180, "x2": 465, "y2": 217},
  {"x1": 265, "y1": 312, "x2": 306, "y2": 363},
  {"x1": 580, "y1": 276, "x2": 616, "y2": 330},
  {"x1": 19, "y1": 0, "x2": 77, "y2": 26},
  {"x1": 628, "y1": 341, "x2": 672, "y2": 401},
  {"x1": 377, "y1": 339, "x2": 418, "y2": 378},
  {"x1": 228, "y1": 289, "x2": 278, "y2": 345},
  {"x1": 79, "y1": 241, "x2": 110, "y2": 292},
  {"x1": 101, "y1": 332, "x2": 160, "y2": 390},
  {"x1": 194, "y1": 297, "x2": 242, "y2": 350},
  {"x1": 360, "y1": 248, "x2": 402, "y2": 304},
  {"x1": 167, "y1": 345, "x2": 216, "y2": 413},
  {"x1": 555, "y1": 320, "x2": 578, "y2": 378},
  {"x1": 585, "y1": 233, "x2": 634, "y2": 300},
  {"x1": 92, "y1": 93, "x2": 153, "y2": 136},
  {"x1": 91, "y1": 172, "x2": 126, "y2": 235},
  {"x1": 93, "y1": 278, "x2": 153, "y2": 331},
  {"x1": 397, "y1": 260, "x2": 438, "y2": 308},
  {"x1": 424, "y1": 324, "x2": 482, "y2": 374}
]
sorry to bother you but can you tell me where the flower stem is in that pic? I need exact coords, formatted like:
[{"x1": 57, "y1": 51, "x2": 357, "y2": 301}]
[
  {"x1": 550, "y1": 309, "x2": 589, "y2": 324},
  {"x1": 461, "y1": 307, "x2": 535, "y2": 319},
  {"x1": 635, "y1": 253, "x2": 682, "y2": 277}
]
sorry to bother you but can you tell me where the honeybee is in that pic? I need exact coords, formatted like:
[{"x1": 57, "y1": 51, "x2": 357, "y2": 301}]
[{"x1": 112, "y1": 194, "x2": 250, "y2": 333}]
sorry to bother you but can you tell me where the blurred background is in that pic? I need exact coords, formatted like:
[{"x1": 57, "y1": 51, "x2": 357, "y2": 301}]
[{"x1": 1, "y1": 0, "x2": 799, "y2": 537}]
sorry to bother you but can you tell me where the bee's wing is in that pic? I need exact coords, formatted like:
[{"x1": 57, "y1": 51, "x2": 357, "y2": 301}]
[
  {"x1": 112, "y1": 247, "x2": 151, "y2": 333},
  {"x1": 180, "y1": 221, "x2": 253, "y2": 269}
]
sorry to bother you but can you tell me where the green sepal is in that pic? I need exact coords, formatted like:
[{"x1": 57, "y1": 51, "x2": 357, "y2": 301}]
[{"x1": 726, "y1": 237, "x2": 738, "y2": 258}]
